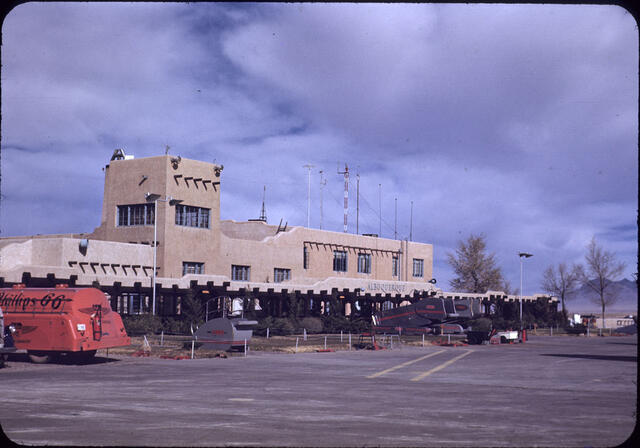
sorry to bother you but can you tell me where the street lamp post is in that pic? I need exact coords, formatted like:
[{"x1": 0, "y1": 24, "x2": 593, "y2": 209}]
[
  {"x1": 518, "y1": 252, "x2": 533, "y2": 330},
  {"x1": 145, "y1": 193, "x2": 181, "y2": 315}
]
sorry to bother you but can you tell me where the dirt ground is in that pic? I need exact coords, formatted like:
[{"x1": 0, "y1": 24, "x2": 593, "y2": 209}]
[{"x1": 100, "y1": 333, "x2": 469, "y2": 359}]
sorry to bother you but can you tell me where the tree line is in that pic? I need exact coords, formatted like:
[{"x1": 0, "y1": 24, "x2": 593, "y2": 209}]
[{"x1": 447, "y1": 234, "x2": 628, "y2": 328}]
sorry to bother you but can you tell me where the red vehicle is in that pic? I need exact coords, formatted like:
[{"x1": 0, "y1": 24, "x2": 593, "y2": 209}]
[{"x1": 0, "y1": 285, "x2": 130, "y2": 363}]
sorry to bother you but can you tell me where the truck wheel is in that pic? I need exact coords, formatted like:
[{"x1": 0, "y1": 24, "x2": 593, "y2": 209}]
[{"x1": 28, "y1": 351, "x2": 53, "y2": 364}]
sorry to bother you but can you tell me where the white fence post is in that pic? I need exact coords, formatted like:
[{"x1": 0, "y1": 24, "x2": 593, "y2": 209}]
[
  {"x1": 295, "y1": 337, "x2": 299, "y2": 353},
  {"x1": 304, "y1": 328, "x2": 307, "y2": 341},
  {"x1": 349, "y1": 332, "x2": 352, "y2": 350},
  {"x1": 266, "y1": 328, "x2": 270, "y2": 339},
  {"x1": 244, "y1": 339, "x2": 247, "y2": 357},
  {"x1": 324, "y1": 336, "x2": 327, "y2": 350},
  {"x1": 422, "y1": 334, "x2": 425, "y2": 347},
  {"x1": 160, "y1": 331, "x2": 164, "y2": 346}
]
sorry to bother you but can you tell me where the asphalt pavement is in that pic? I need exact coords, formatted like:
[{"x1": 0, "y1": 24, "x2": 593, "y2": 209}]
[{"x1": 1, "y1": 335, "x2": 637, "y2": 446}]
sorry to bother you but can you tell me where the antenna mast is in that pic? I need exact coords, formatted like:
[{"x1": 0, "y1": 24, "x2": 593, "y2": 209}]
[
  {"x1": 378, "y1": 183, "x2": 382, "y2": 237},
  {"x1": 409, "y1": 200, "x2": 413, "y2": 241},
  {"x1": 356, "y1": 170, "x2": 360, "y2": 235},
  {"x1": 394, "y1": 197, "x2": 398, "y2": 240},
  {"x1": 319, "y1": 170, "x2": 326, "y2": 230},
  {"x1": 303, "y1": 164, "x2": 315, "y2": 228},
  {"x1": 337, "y1": 163, "x2": 349, "y2": 233},
  {"x1": 259, "y1": 185, "x2": 267, "y2": 222}
]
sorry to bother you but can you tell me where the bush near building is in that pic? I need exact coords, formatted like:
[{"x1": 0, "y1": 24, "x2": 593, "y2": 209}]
[
  {"x1": 122, "y1": 315, "x2": 197, "y2": 336},
  {"x1": 122, "y1": 315, "x2": 162, "y2": 336}
]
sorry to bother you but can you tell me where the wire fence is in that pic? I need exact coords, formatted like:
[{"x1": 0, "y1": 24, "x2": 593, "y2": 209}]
[{"x1": 131, "y1": 324, "x2": 631, "y2": 359}]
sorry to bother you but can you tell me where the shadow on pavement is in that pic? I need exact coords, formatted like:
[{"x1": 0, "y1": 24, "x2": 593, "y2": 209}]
[
  {"x1": 5, "y1": 352, "x2": 121, "y2": 365},
  {"x1": 541, "y1": 353, "x2": 637, "y2": 363}
]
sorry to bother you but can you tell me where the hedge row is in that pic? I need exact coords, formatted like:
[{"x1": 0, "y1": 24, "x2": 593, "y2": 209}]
[{"x1": 122, "y1": 314, "x2": 371, "y2": 336}]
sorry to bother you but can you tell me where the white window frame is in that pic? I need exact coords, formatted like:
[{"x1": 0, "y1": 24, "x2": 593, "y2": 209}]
[
  {"x1": 182, "y1": 262, "x2": 204, "y2": 275},
  {"x1": 274, "y1": 268, "x2": 291, "y2": 283},
  {"x1": 357, "y1": 253, "x2": 371, "y2": 274},
  {"x1": 231, "y1": 265, "x2": 251, "y2": 281},
  {"x1": 413, "y1": 258, "x2": 424, "y2": 278},
  {"x1": 333, "y1": 250, "x2": 348, "y2": 272}
]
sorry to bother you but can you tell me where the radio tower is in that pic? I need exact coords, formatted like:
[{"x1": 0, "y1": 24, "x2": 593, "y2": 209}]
[
  {"x1": 337, "y1": 164, "x2": 349, "y2": 233},
  {"x1": 259, "y1": 185, "x2": 267, "y2": 222}
]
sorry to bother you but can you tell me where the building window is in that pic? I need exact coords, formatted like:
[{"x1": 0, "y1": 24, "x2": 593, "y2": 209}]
[
  {"x1": 175, "y1": 205, "x2": 210, "y2": 228},
  {"x1": 413, "y1": 258, "x2": 424, "y2": 277},
  {"x1": 392, "y1": 255, "x2": 399, "y2": 277},
  {"x1": 117, "y1": 204, "x2": 155, "y2": 227},
  {"x1": 124, "y1": 293, "x2": 145, "y2": 315},
  {"x1": 182, "y1": 262, "x2": 204, "y2": 275},
  {"x1": 333, "y1": 250, "x2": 347, "y2": 272},
  {"x1": 274, "y1": 268, "x2": 291, "y2": 283},
  {"x1": 303, "y1": 246, "x2": 309, "y2": 270},
  {"x1": 231, "y1": 265, "x2": 250, "y2": 281},
  {"x1": 357, "y1": 253, "x2": 371, "y2": 274}
]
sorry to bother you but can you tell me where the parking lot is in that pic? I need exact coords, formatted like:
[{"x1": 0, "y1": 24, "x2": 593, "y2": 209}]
[{"x1": 1, "y1": 335, "x2": 636, "y2": 447}]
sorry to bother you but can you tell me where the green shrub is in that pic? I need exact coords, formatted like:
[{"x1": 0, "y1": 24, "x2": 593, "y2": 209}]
[
  {"x1": 299, "y1": 317, "x2": 323, "y2": 334},
  {"x1": 348, "y1": 318, "x2": 371, "y2": 334},
  {"x1": 469, "y1": 317, "x2": 492, "y2": 332},
  {"x1": 322, "y1": 315, "x2": 353, "y2": 333},
  {"x1": 272, "y1": 317, "x2": 296, "y2": 335},
  {"x1": 161, "y1": 317, "x2": 191, "y2": 335},
  {"x1": 254, "y1": 316, "x2": 275, "y2": 336},
  {"x1": 122, "y1": 314, "x2": 162, "y2": 336}
]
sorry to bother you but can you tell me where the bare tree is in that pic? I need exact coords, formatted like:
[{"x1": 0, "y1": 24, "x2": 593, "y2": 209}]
[
  {"x1": 579, "y1": 237, "x2": 626, "y2": 329},
  {"x1": 541, "y1": 263, "x2": 582, "y2": 324},
  {"x1": 447, "y1": 234, "x2": 504, "y2": 293}
]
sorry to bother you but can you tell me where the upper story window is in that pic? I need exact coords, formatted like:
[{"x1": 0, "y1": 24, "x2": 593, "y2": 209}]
[
  {"x1": 274, "y1": 268, "x2": 291, "y2": 283},
  {"x1": 117, "y1": 204, "x2": 155, "y2": 227},
  {"x1": 413, "y1": 258, "x2": 424, "y2": 278},
  {"x1": 333, "y1": 250, "x2": 347, "y2": 272},
  {"x1": 182, "y1": 262, "x2": 204, "y2": 275},
  {"x1": 357, "y1": 253, "x2": 371, "y2": 274},
  {"x1": 303, "y1": 246, "x2": 309, "y2": 270},
  {"x1": 231, "y1": 265, "x2": 250, "y2": 281},
  {"x1": 392, "y1": 255, "x2": 399, "y2": 277},
  {"x1": 175, "y1": 205, "x2": 210, "y2": 228}
]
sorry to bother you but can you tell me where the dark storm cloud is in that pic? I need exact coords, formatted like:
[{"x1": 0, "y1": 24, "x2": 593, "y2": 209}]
[{"x1": 1, "y1": 3, "x2": 636, "y2": 288}]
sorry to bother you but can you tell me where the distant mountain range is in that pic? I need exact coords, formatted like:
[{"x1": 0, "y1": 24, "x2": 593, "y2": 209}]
[{"x1": 563, "y1": 278, "x2": 637, "y2": 314}]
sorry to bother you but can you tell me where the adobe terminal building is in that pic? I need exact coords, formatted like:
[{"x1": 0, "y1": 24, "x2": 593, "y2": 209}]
[{"x1": 0, "y1": 151, "x2": 556, "y2": 320}]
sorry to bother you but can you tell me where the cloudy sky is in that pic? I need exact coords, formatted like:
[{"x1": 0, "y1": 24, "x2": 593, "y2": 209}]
[{"x1": 1, "y1": 2, "x2": 637, "y2": 293}]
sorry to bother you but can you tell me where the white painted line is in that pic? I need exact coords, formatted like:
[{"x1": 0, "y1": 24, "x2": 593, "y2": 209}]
[
  {"x1": 228, "y1": 398, "x2": 254, "y2": 402},
  {"x1": 410, "y1": 349, "x2": 474, "y2": 381},
  {"x1": 366, "y1": 350, "x2": 445, "y2": 379}
]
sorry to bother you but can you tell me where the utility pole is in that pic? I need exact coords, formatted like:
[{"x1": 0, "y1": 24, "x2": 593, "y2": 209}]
[
  {"x1": 519, "y1": 252, "x2": 534, "y2": 330},
  {"x1": 356, "y1": 172, "x2": 360, "y2": 235},
  {"x1": 394, "y1": 197, "x2": 398, "y2": 240},
  {"x1": 303, "y1": 164, "x2": 314, "y2": 228},
  {"x1": 338, "y1": 164, "x2": 349, "y2": 233},
  {"x1": 319, "y1": 170, "x2": 326, "y2": 230},
  {"x1": 378, "y1": 184, "x2": 382, "y2": 237},
  {"x1": 409, "y1": 200, "x2": 413, "y2": 241}
]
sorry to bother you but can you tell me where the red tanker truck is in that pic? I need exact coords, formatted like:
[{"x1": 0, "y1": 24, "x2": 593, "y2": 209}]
[{"x1": 0, "y1": 285, "x2": 130, "y2": 363}]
